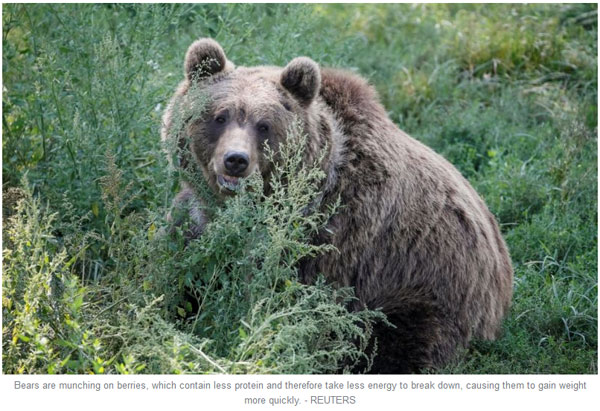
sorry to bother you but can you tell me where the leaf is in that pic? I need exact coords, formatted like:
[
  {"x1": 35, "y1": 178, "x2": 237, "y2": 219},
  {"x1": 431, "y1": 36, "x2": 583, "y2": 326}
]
[
  {"x1": 238, "y1": 327, "x2": 248, "y2": 339},
  {"x1": 148, "y1": 223, "x2": 156, "y2": 241}
]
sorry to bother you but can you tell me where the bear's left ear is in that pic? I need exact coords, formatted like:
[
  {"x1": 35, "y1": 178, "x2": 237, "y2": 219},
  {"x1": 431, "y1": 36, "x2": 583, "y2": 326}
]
[{"x1": 281, "y1": 57, "x2": 321, "y2": 107}]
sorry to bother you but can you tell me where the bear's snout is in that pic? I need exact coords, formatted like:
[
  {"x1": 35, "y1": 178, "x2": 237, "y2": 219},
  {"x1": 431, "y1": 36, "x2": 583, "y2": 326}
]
[{"x1": 224, "y1": 151, "x2": 250, "y2": 176}]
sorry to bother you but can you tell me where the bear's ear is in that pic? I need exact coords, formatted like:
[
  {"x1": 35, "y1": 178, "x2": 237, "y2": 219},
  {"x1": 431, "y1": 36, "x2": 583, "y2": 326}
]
[
  {"x1": 184, "y1": 38, "x2": 232, "y2": 81},
  {"x1": 281, "y1": 57, "x2": 321, "y2": 106}
]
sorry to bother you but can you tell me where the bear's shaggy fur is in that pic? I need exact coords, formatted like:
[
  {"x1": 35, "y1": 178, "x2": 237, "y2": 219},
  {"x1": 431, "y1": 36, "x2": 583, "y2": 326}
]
[{"x1": 162, "y1": 38, "x2": 513, "y2": 373}]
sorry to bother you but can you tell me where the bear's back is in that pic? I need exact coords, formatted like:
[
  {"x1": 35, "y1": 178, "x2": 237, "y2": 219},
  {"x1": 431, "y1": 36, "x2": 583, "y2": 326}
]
[{"x1": 314, "y1": 67, "x2": 513, "y2": 345}]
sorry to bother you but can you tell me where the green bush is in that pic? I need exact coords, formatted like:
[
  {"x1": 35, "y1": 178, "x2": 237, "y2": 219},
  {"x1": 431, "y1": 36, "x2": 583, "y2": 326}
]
[{"x1": 3, "y1": 122, "x2": 382, "y2": 374}]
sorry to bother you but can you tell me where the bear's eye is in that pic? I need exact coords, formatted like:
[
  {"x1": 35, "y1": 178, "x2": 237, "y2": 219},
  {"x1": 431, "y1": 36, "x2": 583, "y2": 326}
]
[
  {"x1": 257, "y1": 123, "x2": 269, "y2": 133},
  {"x1": 215, "y1": 115, "x2": 227, "y2": 124}
]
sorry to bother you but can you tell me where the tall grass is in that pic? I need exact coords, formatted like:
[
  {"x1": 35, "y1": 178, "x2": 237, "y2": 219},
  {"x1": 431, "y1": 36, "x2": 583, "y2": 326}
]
[{"x1": 3, "y1": 3, "x2": 597, "y2": 373}]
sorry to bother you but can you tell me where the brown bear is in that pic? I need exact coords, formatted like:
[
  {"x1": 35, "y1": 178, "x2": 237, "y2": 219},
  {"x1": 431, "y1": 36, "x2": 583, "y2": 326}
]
[{"x1": 161, "y1": 38, "x2": 513, "y2": 373}]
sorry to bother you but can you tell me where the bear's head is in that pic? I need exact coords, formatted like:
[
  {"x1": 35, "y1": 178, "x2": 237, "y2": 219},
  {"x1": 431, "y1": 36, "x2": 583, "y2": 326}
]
[{"x1": 163, "y1": 38, "x2": 332, "y2": 197}]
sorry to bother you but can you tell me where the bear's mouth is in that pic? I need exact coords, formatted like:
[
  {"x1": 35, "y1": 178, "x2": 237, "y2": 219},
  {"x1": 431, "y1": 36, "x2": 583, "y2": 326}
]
[{"x1": 217, "y1": 174, "x2": 241, "y2": 192}]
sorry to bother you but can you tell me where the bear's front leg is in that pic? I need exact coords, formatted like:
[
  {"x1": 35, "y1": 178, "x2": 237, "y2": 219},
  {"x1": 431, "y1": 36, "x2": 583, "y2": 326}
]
[{"x1": 167, "y1": 184, "x2": 207, "y2": 239}]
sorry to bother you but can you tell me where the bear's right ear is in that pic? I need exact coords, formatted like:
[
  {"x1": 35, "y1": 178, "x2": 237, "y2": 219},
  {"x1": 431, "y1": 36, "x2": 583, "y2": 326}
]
[
  {"x1": 184, "y1": 38, "x2": 232, "y2": 81},
  {"x1": 281, "y1": 57, "x2": 321, "y2": 107}
]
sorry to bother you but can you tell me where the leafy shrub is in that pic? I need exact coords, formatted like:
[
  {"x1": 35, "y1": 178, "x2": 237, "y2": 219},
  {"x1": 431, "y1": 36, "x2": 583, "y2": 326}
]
[{"x1": 3, "y1": 122, "x2": 382, "y2": 374}]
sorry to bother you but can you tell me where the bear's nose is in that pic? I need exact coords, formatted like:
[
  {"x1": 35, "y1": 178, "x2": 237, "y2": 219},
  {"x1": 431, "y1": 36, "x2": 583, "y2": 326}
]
[{"x1": 223, "y1": 151, "x2": 249, "y2": 176}]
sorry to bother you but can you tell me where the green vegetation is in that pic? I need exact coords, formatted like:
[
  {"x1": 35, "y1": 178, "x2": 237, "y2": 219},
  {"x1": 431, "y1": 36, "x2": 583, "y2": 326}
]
[{"x1": 3, "y1": 4, "x2": 597, "y2": 374}]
